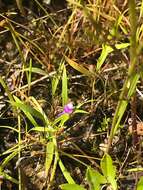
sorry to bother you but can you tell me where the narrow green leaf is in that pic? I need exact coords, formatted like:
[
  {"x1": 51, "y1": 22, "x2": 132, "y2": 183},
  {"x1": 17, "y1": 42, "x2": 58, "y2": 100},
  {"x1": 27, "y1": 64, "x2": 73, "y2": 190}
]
[
  {"x1": 118, "y1": 100, "x2": 128, "y2": 117},
  {"x1": 115, "y1": 43, "x2": 130, "y2": 49},
  {"x1": 86, "y1": 167, "x2": 107, "y2": 190},
  {"x1": 112, "y1": 100, "x2": 128, "y2": 135},
  {"x1": 4, "y1": 173, "x2": 19, "y2": 184},
  {"x1": 45, "y1": 142, "x2": 55, "y2": 176},
  {"x1": 65, "y1": 56, "x2": 93, "y2": 77},
  {"x1": 11, "y1": 96, "x2": 45, "y2": 123},
  {"x1": 52, "y1": 61, "x2": 64, "y2": 96},
  {"x1": 140, "y1": 0, "x2": 143, "y2": 18},
  {"x1": 137, "y1": 176, "x2": 143, "y2": 190},
  {"x1": 76, "y1": 99, "x2": 96, "y2": 109},
  {"x1": 110, "y1": 14, "x2": 123, "y2": 37},
  {"x1": 127, "y1": 73, "x2": 140, "y2": 98},
  {"x1": 96, "y1": 45, "x2": 113, "y2": 71},
  {"x1": 29, "y1": 126, "x2": 55, "y2": 133},
  {"x1": 0, "y1": 145, "x2": 19, "y2": 156},
  {"x1": 52, "y1": 113, "x2": 69, "y2": 128},
  {"x1": 120, "y1": 24, "x2": 128, "y2": 35},
  {"x1": 101, "y1": 154, "x2": 117, "y2": 190},
  {"x1": 10, "y1": 101, "x2": 39, "y2": 127},
  {"x1": 1, "y1": 150, "x2": 18, "y2": 168},
  {"x1": 0, "y1": 76, "x2": 14, "y2": 103},
  {"x1": 60, "y1": 184, "x2": 86, "y2": 190},
  {"x1": 59, "y1": 114, "x2": 70, "y2": 127},
  {"x1": 74, "y1": 110, "x2": 89, "y2": 114},
  {"x1": 29, "y1": 96, "x2": 50, "y2": 125},
  {"x1": 27, "y1": 58, "x2": 32, "y2": 93},
  {"x1": 0, "y1": 126, "x2": 19, "y2": 133},
  {"x1": 62, "y1": 64, "x2": 68, "y2": 106},
  {"x1": 52, "y1": 75, "x2": 60, "y2": 96},
  {"x1": 59, "y1": 159, "x2": 75, "y2": 184},
  {"x1": 22, "y1": 67, "x2": 48, "y2": 75},
  {"x1": 127, "y1": 168, "x2": 143, "y2": 172},
  {"x1": 49, "y1": 142, "x2": 59, "y2": 184}
]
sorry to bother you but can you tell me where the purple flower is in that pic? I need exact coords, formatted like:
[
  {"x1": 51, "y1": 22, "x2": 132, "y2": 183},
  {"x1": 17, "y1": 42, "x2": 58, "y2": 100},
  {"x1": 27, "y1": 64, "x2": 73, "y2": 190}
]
[
  {"x1": 58, "y1": 102, "x2": 74, "y2": 116},
  {"x1": 63, "y1": 102, "x2": 74, "y2": 114}
]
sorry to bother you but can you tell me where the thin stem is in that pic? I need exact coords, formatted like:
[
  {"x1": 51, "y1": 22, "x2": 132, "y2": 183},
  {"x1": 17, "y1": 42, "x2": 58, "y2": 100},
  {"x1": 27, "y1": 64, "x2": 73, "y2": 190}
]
[
  {"x1": 18, "y1": 115, "x2": 22, "y2": 190},
  {"x1": 107, "y1": 0, "x2": 138, "y2": 152}
]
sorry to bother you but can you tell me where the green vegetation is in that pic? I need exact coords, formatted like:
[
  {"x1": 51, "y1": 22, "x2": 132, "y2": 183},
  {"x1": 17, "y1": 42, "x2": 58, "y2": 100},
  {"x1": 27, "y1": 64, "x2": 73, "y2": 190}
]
[{"x1": 0, "y1": 0, "x2": 143, "y2": 189}]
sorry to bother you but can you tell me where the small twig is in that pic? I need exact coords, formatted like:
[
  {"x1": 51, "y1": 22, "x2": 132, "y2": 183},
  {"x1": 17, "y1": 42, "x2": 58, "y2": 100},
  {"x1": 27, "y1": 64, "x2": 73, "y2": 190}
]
[
  {"x1": 119, "y1": 148, "x2": 131, "y2": 176},
  {"x1": 11, "y1": 72, "x2": 56, "y2": 94}
]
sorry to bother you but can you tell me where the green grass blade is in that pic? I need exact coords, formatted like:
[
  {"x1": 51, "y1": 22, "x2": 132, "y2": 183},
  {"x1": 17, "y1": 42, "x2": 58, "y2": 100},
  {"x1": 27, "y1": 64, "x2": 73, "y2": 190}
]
[
  {"x1": 73, "y1": 110, "x2": 89, "y2": 114},
  {"x1": 86, "y1": 167, "x2": 107, "y2": 190},
  {"x1": 62, "y1": 64, "x2": 68, "y2": 106},
  {"x1": 140, "y1": 0, "x2": 143, "y2": 18},
  {"x1": 27, "y1": 58, "x2": 32, "y2": 94},
  {"x1": 45, "y1": 142, "x2": 55, "y2": 176},
  {"x1": 0, "y1": 126, "x2": 19, "y2": 133},
  {"x1": 0, "y1": 145, "x2": 19, "y2": 156},
  {"x1": 47, "y1": 138, "x2": 59, "y2": 189},
  {"x1": 22, "y1": 67, "x2": 48, "y2": 75},
  {"x1": 13, "y1": 96, "x2": 45, "y2": 121},
  {"x1": 137, "y1": 176, "x2": 143, "y2": 190},
  {"x1": 52, "y1": 63, "x2": 64, "y2": 96},
  {"x1": 10, "y1": 101, "x2": 39, "y2": 127},
  {"x1": 115, "y1": 43, "x2": 130, "y2": 49},
  {"x1": 52, "y1": 113, "x2": 69, "y2": 128},
  {"x1": 1, "y1": 150, "x2": 18, "y2": 168},
  {"x1": 101, "y1": 154, "x2": 117, "y2": 190},
  {"x1": 29, "y1": 126, "x2": 55, "y2": 133},
  {"x1": 52, "y1": 75, "x2": 60, "y2": 96},
  {"x1": 4, "y1": 173, "x2": 19, "y2": 184},
  {"x1": 65, "y1": 56, "x2": 93, "y2": 77},
  {"x1": 60, "y1": 184, "x2": 86, "y2": 190},
  {"x1": 0, "y1": 76, "x2": 14, "y2": 103},
  {"x1": 96, "y1": 45, "x2": 113, "y2": 71},
  {"x1": 127, "y1": 74, "x2": 140, "y2": 98},
  {"x1": 29, "y1": 96, "x2": 50, "y2": 124},
  {"x1": 58, "y1": 159, "x2": 75, "y2": 184}
]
